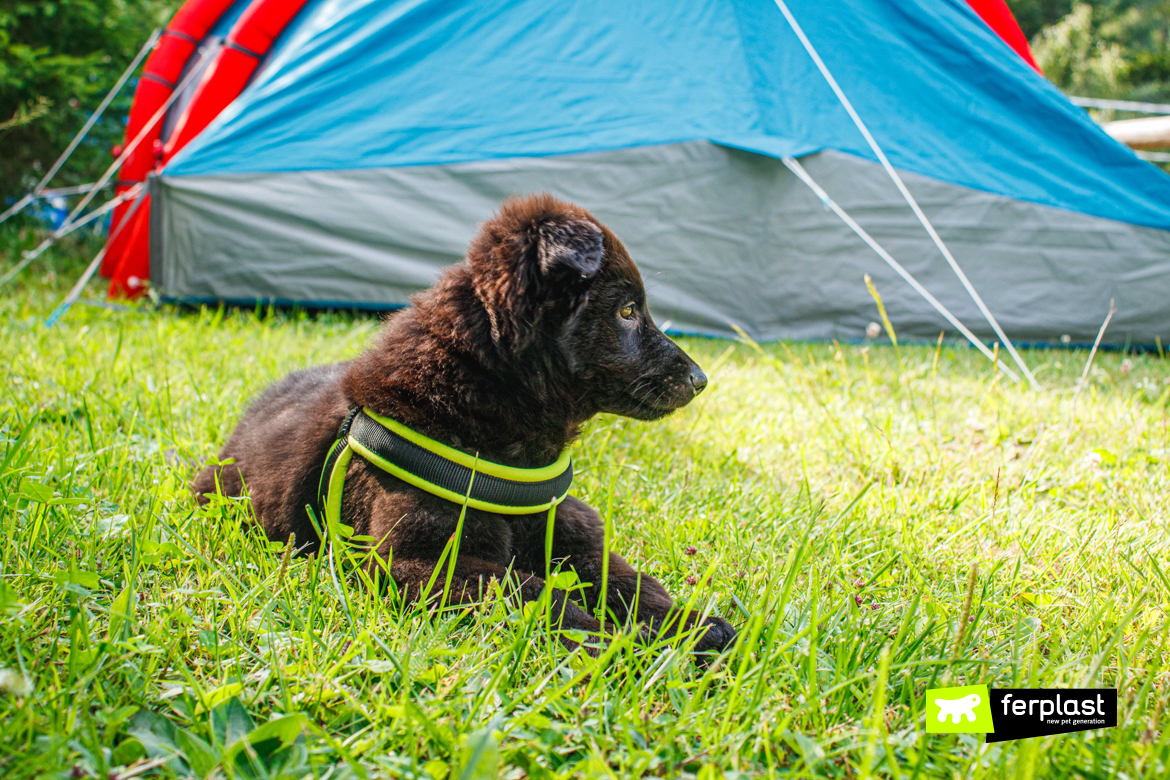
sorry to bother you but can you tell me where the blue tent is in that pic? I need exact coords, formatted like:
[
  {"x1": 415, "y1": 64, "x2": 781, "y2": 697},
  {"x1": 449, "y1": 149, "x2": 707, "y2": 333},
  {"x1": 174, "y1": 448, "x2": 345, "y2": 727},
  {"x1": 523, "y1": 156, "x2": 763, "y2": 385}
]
[{"x1": 152, "y1": 0, "x2": 1170, "y2": 345}]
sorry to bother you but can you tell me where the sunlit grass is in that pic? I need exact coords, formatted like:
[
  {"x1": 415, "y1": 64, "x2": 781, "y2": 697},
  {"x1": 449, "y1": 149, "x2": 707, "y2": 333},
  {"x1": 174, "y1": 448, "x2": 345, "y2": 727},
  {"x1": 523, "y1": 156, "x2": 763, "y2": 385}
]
[{"x1": 2, "y1": 233, "x2": 1169, "y2": 778}]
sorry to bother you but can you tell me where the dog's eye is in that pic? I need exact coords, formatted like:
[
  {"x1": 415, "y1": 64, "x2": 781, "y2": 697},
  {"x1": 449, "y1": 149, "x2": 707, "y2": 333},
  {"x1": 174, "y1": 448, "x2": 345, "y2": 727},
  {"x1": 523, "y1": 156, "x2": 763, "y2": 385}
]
[{"x1": 619, "y1": 303, "x2": 636, "y2": 321}]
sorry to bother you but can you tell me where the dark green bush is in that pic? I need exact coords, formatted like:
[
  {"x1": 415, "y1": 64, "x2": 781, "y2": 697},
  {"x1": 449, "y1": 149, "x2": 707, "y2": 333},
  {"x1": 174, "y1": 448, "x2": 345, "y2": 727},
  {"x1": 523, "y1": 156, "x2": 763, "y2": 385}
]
[{"x1": 0, "y1": 1, "x2": 177, "y2": 203}]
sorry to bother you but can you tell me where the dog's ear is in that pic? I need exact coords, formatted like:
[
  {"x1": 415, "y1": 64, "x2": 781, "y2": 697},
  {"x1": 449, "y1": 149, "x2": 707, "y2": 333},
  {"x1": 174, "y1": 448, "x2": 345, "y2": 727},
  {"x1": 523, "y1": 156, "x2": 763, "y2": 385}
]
[
  {"x1": 506, "y1": 216, "x2": 602, "y2": 349},
  {"x1": 470, "y1": 197, "x2": 606, "y2": 351},
  {"x1": 534, "y1": 218, "x2": 604, "y2": 282}
]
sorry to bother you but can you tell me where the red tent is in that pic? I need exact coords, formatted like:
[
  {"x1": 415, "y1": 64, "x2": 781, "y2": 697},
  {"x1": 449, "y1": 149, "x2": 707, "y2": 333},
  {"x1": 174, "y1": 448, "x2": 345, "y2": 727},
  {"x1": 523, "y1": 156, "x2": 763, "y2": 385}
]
[{"x1": 104, "y1": 0, "x2": 311, "y2": 296}]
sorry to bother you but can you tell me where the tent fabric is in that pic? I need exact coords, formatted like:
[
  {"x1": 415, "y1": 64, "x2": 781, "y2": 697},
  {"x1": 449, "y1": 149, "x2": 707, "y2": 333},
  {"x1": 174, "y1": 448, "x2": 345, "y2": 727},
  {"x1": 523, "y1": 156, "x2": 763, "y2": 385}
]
[
  {"x1": 152, "y1": 144, "x2": 1170, "y2": 345},
  {"x1": 157, "y1": 0, "x2": 254, "y2": 143},
  {"x1": 161, "y1": 0, "x2": 317, "y2": 161},
  {"x1": 165, "y1": 0, "x2": 1170, "y2": 232},
  {"x1": 147, "y1": 0, "x2": 1170, "y2": 347},
  {"x1": 105, "y1": 0, "x2": 310, "y2": 296}
]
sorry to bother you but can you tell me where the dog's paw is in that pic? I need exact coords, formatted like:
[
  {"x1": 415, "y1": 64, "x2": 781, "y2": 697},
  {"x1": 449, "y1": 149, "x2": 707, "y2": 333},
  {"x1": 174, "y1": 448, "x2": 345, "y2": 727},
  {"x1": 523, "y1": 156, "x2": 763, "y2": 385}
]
[{"x1": 693, "y1": 615, "x2": 737, "y2": 657}]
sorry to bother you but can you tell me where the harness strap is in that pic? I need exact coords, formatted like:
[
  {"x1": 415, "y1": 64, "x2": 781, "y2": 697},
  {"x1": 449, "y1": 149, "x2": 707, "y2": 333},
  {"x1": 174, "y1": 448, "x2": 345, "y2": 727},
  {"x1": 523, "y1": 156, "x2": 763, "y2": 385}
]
[
  {"x1": 317, "y1": 408, "x2": 573, "y2": 528},
  {"x1": 317, "y1": 408, "x2": 360, "y2": 528}
]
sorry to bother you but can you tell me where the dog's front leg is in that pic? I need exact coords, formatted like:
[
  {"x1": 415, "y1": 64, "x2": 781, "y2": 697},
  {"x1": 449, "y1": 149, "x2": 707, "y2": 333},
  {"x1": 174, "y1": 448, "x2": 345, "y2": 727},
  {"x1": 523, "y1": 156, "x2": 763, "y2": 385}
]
[
  {"x1": 389, "y1": 556, "x2": 603, "y2": 642},
  {"x1": 544, "y1": 498, "x2": 737, "y2": 656},
  {"x1": 568, "y1": 552, "x2": 737, "y2": 656}
]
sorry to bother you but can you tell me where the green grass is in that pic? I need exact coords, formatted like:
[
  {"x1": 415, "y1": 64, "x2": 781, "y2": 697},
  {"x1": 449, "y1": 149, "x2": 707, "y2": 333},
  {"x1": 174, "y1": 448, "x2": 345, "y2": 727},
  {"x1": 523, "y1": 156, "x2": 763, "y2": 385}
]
[{"x1": 3, "y1": 233, "x2": 1170, "y2": 779}]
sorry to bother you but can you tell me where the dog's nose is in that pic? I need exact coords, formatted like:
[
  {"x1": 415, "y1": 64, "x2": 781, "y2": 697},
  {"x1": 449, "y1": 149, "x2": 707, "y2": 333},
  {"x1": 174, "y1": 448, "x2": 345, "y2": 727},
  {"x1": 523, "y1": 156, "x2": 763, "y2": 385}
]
[{"x1": 688, "y1": 365, "x2": 708, "y2": 395}]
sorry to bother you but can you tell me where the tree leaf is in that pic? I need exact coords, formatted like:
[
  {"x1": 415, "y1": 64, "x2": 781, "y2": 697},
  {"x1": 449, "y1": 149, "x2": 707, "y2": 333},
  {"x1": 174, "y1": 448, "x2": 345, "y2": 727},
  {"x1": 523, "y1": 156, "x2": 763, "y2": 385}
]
[
  {"x1": 199, "y1": 682, "x2": 243, "y2": 714},
  {"x1": 548, "y1": 570, "x2": 579, "y2": 589},
  {"x1": 107, "y1": 584, "x2": 133, "y2": 639},
  {"x1": 127, "y1": 710, "x2": 190, "y2": 774},
  {"x1": 19, "y1": 480, "x2": 53, "y2": 503},
  {"x1": 425, "y1": 759, "x2": 449, "y2": 779},
  {"x1": 53, "y1": 567, "x2": 100, "y2": 590},
  {"x1": 109, "y1": 737, "x2": 146, "y2": 768},
  {"x1": 222, "y1": 713, "x2": 308, "y2": 771}
]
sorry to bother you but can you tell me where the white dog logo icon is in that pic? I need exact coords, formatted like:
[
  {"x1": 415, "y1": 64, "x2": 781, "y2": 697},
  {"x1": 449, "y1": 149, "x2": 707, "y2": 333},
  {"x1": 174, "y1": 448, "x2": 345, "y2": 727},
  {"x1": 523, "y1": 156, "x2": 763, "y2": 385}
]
[{"x1": 935, "y1": 693, "x2": 981, "y2": 723}]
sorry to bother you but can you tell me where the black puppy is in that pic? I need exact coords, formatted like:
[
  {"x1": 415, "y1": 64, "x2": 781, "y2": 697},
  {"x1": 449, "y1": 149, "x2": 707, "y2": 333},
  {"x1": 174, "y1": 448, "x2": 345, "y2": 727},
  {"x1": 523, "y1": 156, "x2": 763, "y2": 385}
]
[{"x1": 195, "y1": 194, "x2": 736, "y2": 655}]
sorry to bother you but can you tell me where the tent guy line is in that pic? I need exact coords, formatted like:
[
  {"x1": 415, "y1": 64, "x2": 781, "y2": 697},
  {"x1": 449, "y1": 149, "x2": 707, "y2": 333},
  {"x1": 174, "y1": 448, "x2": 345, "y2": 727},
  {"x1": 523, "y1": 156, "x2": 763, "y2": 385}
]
[
  {"x1": 3, "y1": 54, "x2": 209, "y2": 288},
  {"x1": 1069, "y1": 96, "x2": 1170, "y2": 115},
  {"x1": 62, "y1": 57, "x2": 209, "y2": 235},
  {"x1": 0, "y1": 184, "x2": 143, "y2": 290},
  {"x1": 46, "y1": 186, "x2": 151, "y2": 327},
  {"x1": 0, "y1": 29, "x2": 161, "y2": 228},
  {"x1": 781, "y1": 156, "x2": 1021, "y2": 384},
  {"x1": 772, "y1": 0, "x2": 1039, "y2": 390}
]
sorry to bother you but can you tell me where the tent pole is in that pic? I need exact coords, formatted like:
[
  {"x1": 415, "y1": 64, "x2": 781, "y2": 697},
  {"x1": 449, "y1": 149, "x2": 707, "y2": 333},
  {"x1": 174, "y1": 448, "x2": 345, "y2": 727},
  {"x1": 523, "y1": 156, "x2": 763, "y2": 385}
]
[
  {"x1": 33, "y1": 30, "x2": 162, "y2": 197},
  {"x1": 0, "y1": 194, "x2": 34, "y2": 226},
  {"x1": 782, "y1": 156, "x2": 1020, "y2": 383},
  {"x1": 772, "y1": 0, "x2": 1039, "y2": 390}
]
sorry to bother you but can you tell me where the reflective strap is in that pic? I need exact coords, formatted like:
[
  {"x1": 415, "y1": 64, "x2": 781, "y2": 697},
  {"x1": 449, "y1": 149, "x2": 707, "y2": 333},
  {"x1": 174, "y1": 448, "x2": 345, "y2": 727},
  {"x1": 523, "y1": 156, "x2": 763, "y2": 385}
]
[
  {"x1": 316, "y1": 408, "x2": 361, "y2": 529},
  {"x1": 363, "y1": 408, "x2": 572, "y2": 482},
  {"x1": 347, "y1": 435, "x2": 568, "y2": 515},
  {"x1": 315, "y1": 407, "x2": 572, "y2": 523},
  {"x1": 350, "y1": 409, "x2": 572, "y2": 514},
  {"x1": 323, "y1": 444, "x2": 354, "y2": 528}
]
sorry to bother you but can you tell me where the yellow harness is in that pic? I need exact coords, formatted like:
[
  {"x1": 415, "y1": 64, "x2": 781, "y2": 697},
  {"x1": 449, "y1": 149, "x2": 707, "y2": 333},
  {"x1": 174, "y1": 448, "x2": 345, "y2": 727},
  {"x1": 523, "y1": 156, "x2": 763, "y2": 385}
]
[{"x1": 317, "y1": 408, "x2": 573, "y2": 526}]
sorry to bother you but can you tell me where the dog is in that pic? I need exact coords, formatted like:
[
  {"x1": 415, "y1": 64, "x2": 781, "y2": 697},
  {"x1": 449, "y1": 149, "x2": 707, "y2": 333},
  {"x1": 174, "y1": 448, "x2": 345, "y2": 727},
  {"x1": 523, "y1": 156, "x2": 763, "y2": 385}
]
[{"x1": 194, "y1": 193, "x2": 736, "y2": 656}]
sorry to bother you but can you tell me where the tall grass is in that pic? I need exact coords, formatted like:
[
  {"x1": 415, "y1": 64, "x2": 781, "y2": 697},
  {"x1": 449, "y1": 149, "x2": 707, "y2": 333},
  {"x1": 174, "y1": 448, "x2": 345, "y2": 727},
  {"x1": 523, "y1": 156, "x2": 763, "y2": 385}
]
[{"x1": 2, "y1": 238, "x2": 1169, "y2": 778}]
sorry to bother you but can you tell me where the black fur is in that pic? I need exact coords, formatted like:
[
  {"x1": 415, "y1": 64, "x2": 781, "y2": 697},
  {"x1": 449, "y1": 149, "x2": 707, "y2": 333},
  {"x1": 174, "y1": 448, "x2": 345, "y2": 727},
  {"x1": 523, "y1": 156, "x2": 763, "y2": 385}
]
[{"x1": 194, "y1": 194, "x2": 735, "y2": 658}]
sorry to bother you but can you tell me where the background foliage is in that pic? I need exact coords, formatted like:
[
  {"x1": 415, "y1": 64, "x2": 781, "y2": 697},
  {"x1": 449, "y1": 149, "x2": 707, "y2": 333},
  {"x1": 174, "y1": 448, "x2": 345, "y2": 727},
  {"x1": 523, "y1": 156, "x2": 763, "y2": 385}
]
[
  {"x1": 0, "y1": 1, "x2": 178, "y2": 203},
  {"x1": 1014, "y1": 1, "x2": 1170, "y2": 104}
]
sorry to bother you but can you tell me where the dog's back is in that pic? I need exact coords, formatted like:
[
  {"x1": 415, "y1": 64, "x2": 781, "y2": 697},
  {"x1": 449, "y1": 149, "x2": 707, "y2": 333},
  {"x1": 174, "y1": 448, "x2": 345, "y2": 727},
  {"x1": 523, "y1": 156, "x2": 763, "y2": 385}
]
[{"x1": 193, "y1": 362, "x2": 350, "y2": 549}]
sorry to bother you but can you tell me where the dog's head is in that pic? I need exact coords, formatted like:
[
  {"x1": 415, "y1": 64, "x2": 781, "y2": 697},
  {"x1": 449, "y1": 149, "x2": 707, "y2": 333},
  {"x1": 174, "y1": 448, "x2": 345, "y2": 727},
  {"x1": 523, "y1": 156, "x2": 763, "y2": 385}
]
[{"x1": 467, "y1": 194, "x2": 706, "y2": 420}]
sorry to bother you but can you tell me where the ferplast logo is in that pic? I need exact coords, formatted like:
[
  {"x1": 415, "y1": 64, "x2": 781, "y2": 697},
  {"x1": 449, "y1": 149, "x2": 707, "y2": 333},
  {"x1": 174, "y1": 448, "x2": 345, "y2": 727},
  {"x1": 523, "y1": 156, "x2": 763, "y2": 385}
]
[
  {"x1": 924, "y1": 686, "x2": 1118, "y2": 742},
  {"x1": 925, "y1": 684, "x2": 995, "y2": 734},
  {"x1": 985, "y1": 689, "x2": 1117, "y2": 743}
]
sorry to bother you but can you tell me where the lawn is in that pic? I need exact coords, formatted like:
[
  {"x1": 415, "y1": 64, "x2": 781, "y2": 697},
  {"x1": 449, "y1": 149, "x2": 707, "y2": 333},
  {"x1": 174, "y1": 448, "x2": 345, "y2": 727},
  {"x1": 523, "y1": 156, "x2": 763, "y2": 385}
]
[{"x1": 2, "y1": 233, "x2": 1169, "y2": 779}]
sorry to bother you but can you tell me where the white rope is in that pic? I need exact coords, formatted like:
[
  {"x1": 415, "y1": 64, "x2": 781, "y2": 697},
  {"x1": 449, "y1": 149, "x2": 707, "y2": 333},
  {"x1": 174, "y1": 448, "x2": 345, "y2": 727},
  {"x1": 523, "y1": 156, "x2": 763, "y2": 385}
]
[
  {"x1": 0, "y1": 194, "x2": 34, "y2": 225},
  {"x1": 46, "y1": 186, "x2": 151, "y2": 327},
  {"x1": 4, "y1": 58, "x2": 208, "y2": 283},
  {"x1": 35, "y1": 30, "x2": 162, "y2": 197},
  {"x1": 40, "y1": 182, "x2": 108, "y2": 198},
  {"x1": 0, "y1": 30, "x2": 160, "y2": 227},
  {"x1": 1069, "y1": 96, "x2": 1170, "y2": 115},
  {"x1": 771, "y1": 0, "x2": 1039, "y2": 390},
  {"x1": 782, "y1": 156, "x2": 1020, "y2": 383},
  {"x1": 0, "y1": 245, "x2": 47, "y2": 290},
  {"x1": 0, "y1": 184, "x2": 106, "y2": 223},
  {"x1": 0, "y1": 184, "x2": 142, "y2": 289},
  {"x1": 62, "y1": 56, "x2": 205, "y2": 232}
]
